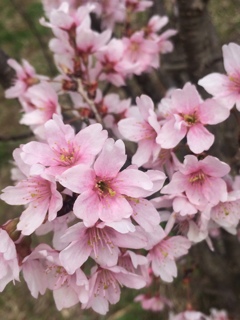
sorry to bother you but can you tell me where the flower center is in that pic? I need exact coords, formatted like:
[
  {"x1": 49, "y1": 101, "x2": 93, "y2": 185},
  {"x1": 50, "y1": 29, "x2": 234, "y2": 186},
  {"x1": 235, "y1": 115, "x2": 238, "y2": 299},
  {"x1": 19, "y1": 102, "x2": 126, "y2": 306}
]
[
  {"x1": 183, "y1": 113, "x2": 198, "y2": 126},
  {"x1": 88, "y1": 227, "x2": 114, "y2": 259},
  {"x1": 229, "y1": 75, "x2": 240, "y2": 93},
  {"x1": 95, "y1": 179, "x2": 116, "y2": 197},
  {"x1": 189, "y1": 171, "x2": 205, "y2": 184}
]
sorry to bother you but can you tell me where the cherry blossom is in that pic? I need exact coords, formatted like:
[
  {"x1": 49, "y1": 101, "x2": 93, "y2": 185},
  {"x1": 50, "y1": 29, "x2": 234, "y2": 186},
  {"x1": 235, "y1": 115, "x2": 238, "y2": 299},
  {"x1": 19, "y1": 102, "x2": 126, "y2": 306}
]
[
  {"x1": 0, "y1": 229, "x2": 20, "y2": 291},
  {"x1": 59, "y1": 222, "x2": 147, "y2": 274},
  {"x1": 21, "y1": 115, "x2": 107, "y2": 176},
  {"x1": 118, "y1": 94, "x2": 161, "y2": 167},
  {"x1": 161, "y1": 155, "x2": 230, "y2": 207},
  {"x1": 135, "y1": 293, "x2": 172, "y2": 312},
  {"x1": 5, "y1": 59, "x2": 47, "y2": 99},
  {"x1": 156, "y1": 83, "x2": 230, "y2": 154},
  {"x1": 57, "y1": 139, "x2": 155, "y2": 226},
  {"x1": 82, "y1": 265, "x2": 146, "y2": 314},
  {"x1": 0, "y1": 171, "x2": 62, "y2": 235},
  {"x1": 148, "y1": 234, "x2": 191, "y2": 282},
  {"x1": 199, "y1": 43, "x2": 240, "y2": 111}
]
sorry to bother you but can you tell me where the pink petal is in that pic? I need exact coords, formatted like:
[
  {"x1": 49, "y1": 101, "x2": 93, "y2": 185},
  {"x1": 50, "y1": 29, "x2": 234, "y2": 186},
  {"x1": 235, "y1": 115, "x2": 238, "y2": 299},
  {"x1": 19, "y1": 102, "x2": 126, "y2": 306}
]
[
  {"x1": 114, "y1": 168, "x2": 153, "y2": 197},
  {"x1": 74, "y1": 123, "x2": 107, "y2": 157},
  {"x1": 21, "y1": 142, "x2": 56, "y2": 166},
  {"x1": 59, "y1": 240, "x2": 91, "y2": 274},
  {"x1": 198, "y1": 73, "x2": 232, "y2": 100},
  {"x1": 17, "y1": 201, "x2": 49, "y2": 235},
  {"x1": 187, "y1": 124, "x2": 214, "y2": 154},
  {"x1": 171, "y1": 83, "x2": 202, "y2": 114},
  {"x1": 94, "y1": 139, "x2": 126, "y2": 178},
  {"x1": 132, "y1": 139, "x2": 155, "y2": 167},
  {"x1": 156, "y1": 118, "x2": 187, "y2": 149},
  {"x1": 136, "y1": 95, "x2": 154, "y2": 120},
  {"x1": 202, "y1": 177, "x2": 228, "y2": 205},
  {"x1": 200, "y1": 156, "x2": 230, "y2": 177},
  {"x1": 99, "y1": 195, "x2": 133, "y2": 222},
  {"x1": 223, "y1": 43, "x2": 240, "y2": 75},
  {"x1": 57, "y1": 165, "x2": 95, "y2": 193},
  {"x1": 161, "y1": 172, "x2": 187, "y2": 195},
  {"x1": 130, "y1": 198, "x2": 161, "y2": 231},
  {"x1": 53, "y1": 286, "x2": 79, "y2": 310},
  {"x1": 198, "y1": 99, "x2": 230, "y2": 124},
  {"x1": 73, "y1": 191, "x2": 100, "y2": 226}
]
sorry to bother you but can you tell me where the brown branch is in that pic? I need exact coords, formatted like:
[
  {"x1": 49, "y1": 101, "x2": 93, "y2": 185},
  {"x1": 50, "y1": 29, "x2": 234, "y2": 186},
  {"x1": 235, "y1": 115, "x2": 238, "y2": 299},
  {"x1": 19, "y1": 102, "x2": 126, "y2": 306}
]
[
  {"x1": 176, "y1": 0, "x2": 224, "y2": 84},
  {"x1": 0, "y1": 49, "x2": 15, "y2": 89}
]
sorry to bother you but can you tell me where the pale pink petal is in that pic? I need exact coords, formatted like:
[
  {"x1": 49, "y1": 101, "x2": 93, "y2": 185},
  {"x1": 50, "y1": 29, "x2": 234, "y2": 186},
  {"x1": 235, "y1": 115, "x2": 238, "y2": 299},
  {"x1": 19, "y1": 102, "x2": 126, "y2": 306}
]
[
  {"x1": 22, "y1": 260, "x2": 47, "y2": 298},
  {"x1": 0, "y1": 185, "x2": 31, "y2": 205},
  {"x1": 110, "y1": 227, "x2": 147, "y2": 249},
  {"x1": 136, "y1": 95, "x2": 154, "y2": 120},
  {"x1": 73, "y1": 191, "x2": 100, "y2": 226},
  {"x1": 198, "y1": 99, "x2": 230, "y2": 125},
  {"x1": 21, "y1": 142, "x2": 56, "y2": 166},
  {"x1": 59, "y1": 240, "x2": 91, "y2": 274},
  {"x1": 17, "y1": 201, "x2": 49, "y2": 235},
  {"x1": 202, "y1": 177, "x2": 228, "y2": 205},
  {"x1": 130, "y1": 198, "x2": 161, "y2": 231},
  {"x1": 171, "y1": 83, "x2": 202, "y2": 114},
  {"x1": 92, "y1": 244, "x2": 119, "y2": 267},
  {"x1": 57, "y1": 165, "x2": 95, "y2": 193},
  {"x1": 223, "y1": 43, "x2": 240, "y2": 75},
  {"x1": 200, "y1": 156, "x2": 230, "y2": 177},
  {"x1": 94, "y1": 139, "x2": 126, "y2": 178},
  {"x1": 118, "y1": 118, "x2": 144, "y2": 142},
  {"x1": 114, "y1": 270, "x2": 146, "y2": 289},
  {"x1": 161, "y1": 172, "x2": 187, "y2": 195},
  {"x1": 156, "y1": 118, "x2": 187, "y2": 149},
  {"x1": 99, "y1": 195, "x2": 133, "y2": 222},
  {"x1": 74, "y1": 123, "x2": 107, "y2": 156},
  {"x1": 187, "y1": 124, "x2": 214, "y2": 154},
  {"x1": 132, "y1": 139, "x2": 156, "y2": 167},
  {"x1": 198, "y1": 73, "x2": 232, "y2": 99},
  {"x1": 53, "y1": 286, "x2": 79, "y2": 310},
  {"x1": 114, "y1": 168, "x2": 153, "y2": 197},
  {"x1": 173, "y1": 196, "x2": 197, "y2": 216}
]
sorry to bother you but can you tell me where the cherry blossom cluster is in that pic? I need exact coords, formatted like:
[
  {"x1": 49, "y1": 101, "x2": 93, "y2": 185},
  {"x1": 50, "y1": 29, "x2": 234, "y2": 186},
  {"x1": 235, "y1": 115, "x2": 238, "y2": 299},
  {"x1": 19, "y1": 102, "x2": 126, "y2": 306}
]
[{"x1": 0, "y1": 0, "x2": 239, "y2": 317}]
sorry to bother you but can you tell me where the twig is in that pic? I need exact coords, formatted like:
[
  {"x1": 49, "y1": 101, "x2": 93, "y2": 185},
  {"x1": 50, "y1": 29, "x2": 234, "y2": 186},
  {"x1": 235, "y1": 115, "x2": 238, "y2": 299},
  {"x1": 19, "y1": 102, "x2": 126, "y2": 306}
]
[
  {"x1": 0, "y1": 132, "x2": 33, "y2": 142},
  {"x1": 76, "y1": 79, "x2": 103, "y2": 125}
]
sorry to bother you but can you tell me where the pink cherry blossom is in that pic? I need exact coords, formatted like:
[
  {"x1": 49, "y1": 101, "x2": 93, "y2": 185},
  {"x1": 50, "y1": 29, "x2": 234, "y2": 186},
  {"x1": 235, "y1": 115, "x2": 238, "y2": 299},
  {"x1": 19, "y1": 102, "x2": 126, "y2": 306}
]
[
  {"x1": 19, "y1": 82, "x2": 61, "y2": 133},
  {"x1": 21, "y1": 115, "x2": 107, "y2": 176},
  {"x1": 118, "y1": 95, "x2": 161, "y2": 167},
  {"x1": 169, "y1": 311, "x2": 210, "y2": 320},
  {"x1": 22, "y1": 244, "x2": 89, "y2": 309},
  {"x1": 161, "y1": 155, "x2": 230, "y2": 207},
  {"x1": 126, "y1": 0, "x2": 153, "y2": 12},
  {"x1": 210, "y1": 309, "x2": 229, "y2": 320},
  {"x1": 5, "y1": 59, "x2": 47, "y2": 99},
  {"x1": 148, "y1": 235, "x2": 191, "y2": 282},
  {"x1": 57, "y1": 139, "x2": 154, "y2": 226},
  {"x1": 76, "y1": 22, "x2": 111, "y2": 55},
  {"x1": 0, "y1": 229, "x2": 20, "y2": 291},
  {"x1": 96, "y1": 38, "x2": 137, "y2": 86},
  {"x1": 199, "y1": 43, "x2": 240, "y2": 111},
  {"x1": 82, "y1": 265, "x2": 146, "y2": 314},
  {"x1": 0, "y1": 172, "x2": 62, "y2": 235},
  {"x1": 210, "y1": 191, "x2": 240, "y2": 234},
  {"x1": 122, "y1": 31, "x2": 159, "y2": 74},
  {"x1": 135, "y1": 293, "x2": 172, "y2": 312},
  {"x1": 59, "y1": 222, "x2": 147, "y2": 274},
  {"x1": 156, "y1": 83, "x2": 230, "y2": 154}
]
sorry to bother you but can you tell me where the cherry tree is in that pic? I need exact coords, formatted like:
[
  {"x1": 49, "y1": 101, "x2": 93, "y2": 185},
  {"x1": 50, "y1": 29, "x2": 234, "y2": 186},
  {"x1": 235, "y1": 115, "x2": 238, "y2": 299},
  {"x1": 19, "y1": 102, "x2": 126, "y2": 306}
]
[{"x1": 0, "y1": 0, "x2": 239, "y2": 319}]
